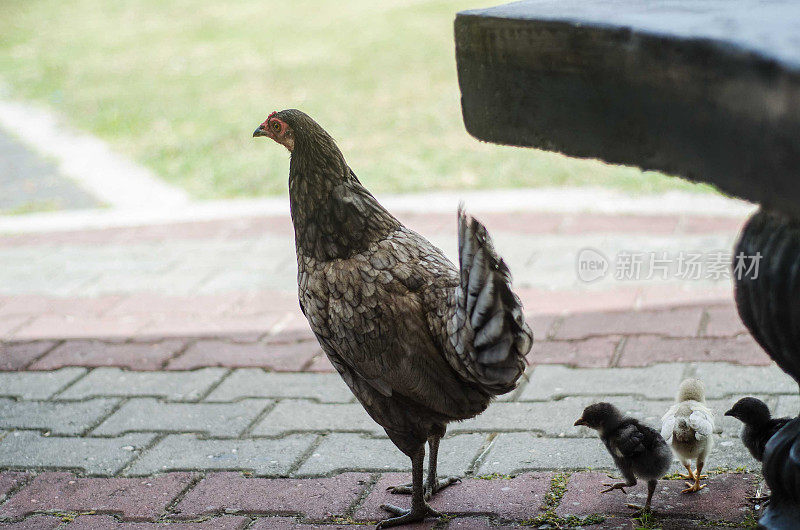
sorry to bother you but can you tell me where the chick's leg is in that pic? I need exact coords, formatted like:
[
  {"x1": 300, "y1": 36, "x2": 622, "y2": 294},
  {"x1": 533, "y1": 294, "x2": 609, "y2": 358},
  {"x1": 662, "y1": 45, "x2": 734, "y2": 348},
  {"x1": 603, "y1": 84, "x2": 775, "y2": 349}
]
[
  {"x1": 677, "y1": 462, "x2": 696, "y2": 481},
  {"x1": 378, "y1": 446, "x2": 443, "y2": 528},
  {"x1": 682, "y1": 460, "x2": 707, "y2": 494},
  {"x1": 601, "y1": 471, "x2": 636, "y2": 495}
]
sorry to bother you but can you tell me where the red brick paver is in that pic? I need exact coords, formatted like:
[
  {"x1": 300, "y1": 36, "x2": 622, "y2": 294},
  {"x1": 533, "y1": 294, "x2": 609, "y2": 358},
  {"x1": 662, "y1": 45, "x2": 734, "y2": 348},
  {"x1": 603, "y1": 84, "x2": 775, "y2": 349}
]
[
  {"x1": 12, "y1": 314, "x2": 150, "y2": 341},
  {"x1": 0, "y1": 516, "x2": 62, "y2": 529},
  {"x1": 167, "y1": 338, "x2": 321, "y2": 371},
  {"x1": 0, "y1": 471, "x2": 30, "y2": 500},
  {"x1": 355, "y1": 472, "x2": 552, "y2": 521},
  {"x1": 703, "y1": 305, "x2": 749, "y2": 337},
  {"x1": 555, "y1": 472, "x2": 756, "y2": 523},
  {"x1": 0, "y1": 342, "x2": 55, "y2": 370},
  {"x1": 555, "y1": 307, "x2": 704, "y2": 340},
  {"x1": 533, "y1": 337, "x2": 620, "y2": 368},
  {"x1": 248, "y1": 518, "x2": 379, "y2": 529},
  {"x1": 617, "y1": 335, "x2": 770, "y2": 367},
  {"x1": 173, "y1": 472, "x2": 370, "y2": 520},
  {"x1": 0, "y1": 472, "x2": 194, "y2": 521},
  {"x1": 30, "y1": 340, "x2": 186, "y2": 370},
  {"x1": 67, "y1": 515, "x2": 250, "y2": 529},
  {"x1": 562, "y1": 214, "x2": 680, "y2": 234}
]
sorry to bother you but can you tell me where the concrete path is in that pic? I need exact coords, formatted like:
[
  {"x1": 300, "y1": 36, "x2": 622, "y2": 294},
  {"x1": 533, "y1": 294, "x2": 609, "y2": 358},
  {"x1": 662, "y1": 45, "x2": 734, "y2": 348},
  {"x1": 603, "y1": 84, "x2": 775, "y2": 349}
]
[
  {"x1": 0, "y1": 206, "x2": 782, "y2": 528},
  {"x1": 0, "y1": 126, "x2": 97, "y2": 214}
]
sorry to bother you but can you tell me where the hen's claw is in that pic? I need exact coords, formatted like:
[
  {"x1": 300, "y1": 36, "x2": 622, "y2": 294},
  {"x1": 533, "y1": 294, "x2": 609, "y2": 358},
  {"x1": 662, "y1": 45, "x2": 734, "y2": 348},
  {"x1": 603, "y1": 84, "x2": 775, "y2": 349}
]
[
  {"x1": 626, "y1": 503, "x2": 651, "y2": 513},
  {"x1": 376, "y1": 502, "x2": 443, "y2": 528},
  {"x1": 601, "y1": 482, "x2": 628, "y2": 494}
]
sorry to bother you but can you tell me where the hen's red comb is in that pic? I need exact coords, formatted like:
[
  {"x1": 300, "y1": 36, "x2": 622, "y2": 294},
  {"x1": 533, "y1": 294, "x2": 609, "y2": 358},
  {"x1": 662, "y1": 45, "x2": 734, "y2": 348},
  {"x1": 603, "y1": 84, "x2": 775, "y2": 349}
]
[{"x1": 267, "y1": 111, "x2": 277, "y2": 120}]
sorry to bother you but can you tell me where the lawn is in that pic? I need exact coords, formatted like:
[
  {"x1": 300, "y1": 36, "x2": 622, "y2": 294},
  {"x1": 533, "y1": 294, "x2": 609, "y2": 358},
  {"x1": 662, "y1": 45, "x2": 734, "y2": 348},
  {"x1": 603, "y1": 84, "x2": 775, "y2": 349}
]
[{"x1": 0, "y1": 0, "x2": 715, "y2": 199}]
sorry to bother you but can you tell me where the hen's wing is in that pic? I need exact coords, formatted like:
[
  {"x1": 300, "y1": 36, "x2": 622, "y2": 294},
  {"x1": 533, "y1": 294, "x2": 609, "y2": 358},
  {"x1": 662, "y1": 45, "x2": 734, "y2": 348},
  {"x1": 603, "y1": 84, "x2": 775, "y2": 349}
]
[{"x1": 302, "y1": 221, "x2": 486, "y2": 421}]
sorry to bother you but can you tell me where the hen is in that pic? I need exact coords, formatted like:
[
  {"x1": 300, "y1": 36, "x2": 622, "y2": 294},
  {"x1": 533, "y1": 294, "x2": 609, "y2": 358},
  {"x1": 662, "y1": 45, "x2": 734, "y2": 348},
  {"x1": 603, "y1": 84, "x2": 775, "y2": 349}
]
[
  {"x1": 660, "y1": 378, "x2": 715, "y2": 493},
  {"x1": 254, "y1": 109, "x2": 532, "y2": 528},
  {"x1": 575, "y1": 402, "x2": 672, "y2": 513}
]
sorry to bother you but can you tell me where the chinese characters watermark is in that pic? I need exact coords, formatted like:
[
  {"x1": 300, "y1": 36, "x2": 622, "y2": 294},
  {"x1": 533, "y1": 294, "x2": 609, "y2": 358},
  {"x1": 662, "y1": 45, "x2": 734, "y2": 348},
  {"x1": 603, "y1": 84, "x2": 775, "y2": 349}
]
[{"x1": 576, "y1": 248, "x2": 762, "y2": 283}]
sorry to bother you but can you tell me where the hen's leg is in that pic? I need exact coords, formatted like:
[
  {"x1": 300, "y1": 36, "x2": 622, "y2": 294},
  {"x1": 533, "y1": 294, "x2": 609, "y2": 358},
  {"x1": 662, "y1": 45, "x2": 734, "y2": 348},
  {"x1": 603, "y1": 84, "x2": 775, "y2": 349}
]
[
  {"x1": 388, "y1": 435, "x2": 459, "y2": 500},
  {"x1": 424, "y1": 436, "x2": 460, "y2": 498},
  {"x1": 378, "y1": 446, "x2": 443, "y2": 528}
]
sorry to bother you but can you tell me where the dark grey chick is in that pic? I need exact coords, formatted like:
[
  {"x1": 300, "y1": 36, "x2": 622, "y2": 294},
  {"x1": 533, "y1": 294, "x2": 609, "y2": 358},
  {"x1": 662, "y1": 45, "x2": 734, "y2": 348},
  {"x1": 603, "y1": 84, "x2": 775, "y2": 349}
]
[
  {"x1": 575, "y1": 402, "x2": 672, "y2": 512},
  {"x1": 725, "y1": 397, "x2": 791, "y2": 462},
  {"x1": 725, "y1": 397, "x2": 791, "y2": 504}
]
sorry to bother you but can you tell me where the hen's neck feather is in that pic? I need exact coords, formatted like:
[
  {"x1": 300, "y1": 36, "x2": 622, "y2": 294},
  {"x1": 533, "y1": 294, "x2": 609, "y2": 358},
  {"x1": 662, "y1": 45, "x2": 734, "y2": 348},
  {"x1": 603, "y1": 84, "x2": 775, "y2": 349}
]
[{"x1": 288, "y1": 138, "x2": 399, "y2": 261}]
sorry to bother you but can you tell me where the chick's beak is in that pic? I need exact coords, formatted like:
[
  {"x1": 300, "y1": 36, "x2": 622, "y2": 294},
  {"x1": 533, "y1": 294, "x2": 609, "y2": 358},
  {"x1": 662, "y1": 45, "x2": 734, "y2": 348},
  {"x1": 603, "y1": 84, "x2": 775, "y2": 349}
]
[
  {"x1": 574, "y1": 418, "x2": 586, "y2": 427},
  {"x1": 724, "y1": 409, "x2": 735, "y2": 417}
]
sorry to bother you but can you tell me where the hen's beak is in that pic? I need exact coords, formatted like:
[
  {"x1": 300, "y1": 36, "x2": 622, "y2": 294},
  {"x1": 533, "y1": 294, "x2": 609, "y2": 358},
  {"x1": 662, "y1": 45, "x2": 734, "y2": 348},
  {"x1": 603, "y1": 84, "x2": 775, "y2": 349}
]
[
  {"x1": 574, "y1": 418, "x2": 586, "y2": 427},
  {"x1": 253, "y1": 125, "x2": 268, "y2": 138}
]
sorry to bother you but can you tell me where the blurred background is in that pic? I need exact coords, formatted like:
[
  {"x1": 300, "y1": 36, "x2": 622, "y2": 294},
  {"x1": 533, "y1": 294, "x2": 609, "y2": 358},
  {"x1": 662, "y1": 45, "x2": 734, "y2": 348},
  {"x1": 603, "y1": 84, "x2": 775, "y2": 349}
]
[{"x1": 0, "y1": 0, "x2": 716, "y2": 214}]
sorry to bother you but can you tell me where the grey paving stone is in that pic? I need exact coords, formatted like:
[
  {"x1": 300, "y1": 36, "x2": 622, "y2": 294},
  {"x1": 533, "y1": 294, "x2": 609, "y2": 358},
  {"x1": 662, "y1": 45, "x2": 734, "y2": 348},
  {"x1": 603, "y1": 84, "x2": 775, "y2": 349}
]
[
  {"x1": 710, "y1": 437, "x2": 760, "y2": 471},
  {"x1": 0, "y1": 368, "x2": 86, "y2": 399},
  {"x1": 0, "y1": 431, "x2": 155, "y2": 475},
  {"x1": 452, "y1": 397, "x2": 668, "y2": 437},
  {"x1": 693, "y1": 363, "x2": 799, "y2": 398},
  {"x1": 251, "y1": 400, "x2": 382, "y2": 436},
  {"x1": 776, "y1": 394, "x2": 800, "y2": 418},
  {"x1": 707, "y1": 396, "x2": 774, "y2": 438},
  {"x1": 478, "y1": 434, "x2": 610, "y2": 473},
  {"x1": 0, "y1": 398, "x2": 119, "y2": 435},
  {"x1": 92, "y1": 398, "x2": 271, "y2": 437},
  {"x1": 205, "y1": 370, "x2": 353, "y2": 403},
  {"x1": 478, "y1": 433, "x2": 756, "y2": 475},
  {"x1": 57, "y1": 368, "x2": 227, "y2": 401},
  {"x1": 519, "y1": 364, "x2": 686, "y2": 401},
  {"x1": 295, "y1": 433, "x2": 486, "y2": 477},
  {"x1": 125, "y1": 433, "x2": 315, "y2": 476}
]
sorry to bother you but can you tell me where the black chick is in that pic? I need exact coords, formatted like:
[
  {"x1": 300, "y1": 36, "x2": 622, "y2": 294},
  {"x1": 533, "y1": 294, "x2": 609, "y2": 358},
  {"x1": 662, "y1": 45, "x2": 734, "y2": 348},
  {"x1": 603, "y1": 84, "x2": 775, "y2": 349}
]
[
  {"x1": 725, "y1": 397, "x2": 791, "y2": 462},
  {"x1": 575, "y1": 402, "x2": 672, "y2": 512}
]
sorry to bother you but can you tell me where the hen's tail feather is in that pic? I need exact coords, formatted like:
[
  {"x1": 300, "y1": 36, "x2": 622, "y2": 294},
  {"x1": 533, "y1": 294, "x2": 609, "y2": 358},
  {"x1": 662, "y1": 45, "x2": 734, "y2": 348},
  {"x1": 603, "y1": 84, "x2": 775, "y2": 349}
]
[{"x1": 450, "y1": 204, "x2": 533, "y2": 394}]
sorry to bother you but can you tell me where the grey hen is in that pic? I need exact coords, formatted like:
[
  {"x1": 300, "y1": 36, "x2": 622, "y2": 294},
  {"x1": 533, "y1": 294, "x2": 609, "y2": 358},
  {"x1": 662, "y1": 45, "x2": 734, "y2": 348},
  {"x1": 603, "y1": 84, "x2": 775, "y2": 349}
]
[
  {"x1": 576, "y1": 402, "x2": 672, "y2": 513},
  {"x1": 254, "y1": 109, "x2": 533, "y2": 528}
]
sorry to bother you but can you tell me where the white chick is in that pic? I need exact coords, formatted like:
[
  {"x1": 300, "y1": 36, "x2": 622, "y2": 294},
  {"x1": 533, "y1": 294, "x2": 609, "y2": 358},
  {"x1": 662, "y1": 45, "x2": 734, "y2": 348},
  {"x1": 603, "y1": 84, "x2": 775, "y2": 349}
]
[{"x1": 660, "y1": 378, "x2": 714, "y2": 493}]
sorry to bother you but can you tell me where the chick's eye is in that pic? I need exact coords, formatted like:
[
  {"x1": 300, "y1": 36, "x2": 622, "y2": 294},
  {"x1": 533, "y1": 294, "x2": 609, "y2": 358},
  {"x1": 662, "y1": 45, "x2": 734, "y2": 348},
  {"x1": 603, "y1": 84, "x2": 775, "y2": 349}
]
[{"x1": 271, "y1": 121, "x2": 281, "y2": 132}]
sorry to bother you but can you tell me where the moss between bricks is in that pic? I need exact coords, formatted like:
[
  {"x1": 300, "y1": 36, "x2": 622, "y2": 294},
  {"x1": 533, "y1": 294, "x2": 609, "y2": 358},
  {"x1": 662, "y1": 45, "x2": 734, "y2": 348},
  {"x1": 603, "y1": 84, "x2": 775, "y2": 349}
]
[{"x1": 520, "y1": 472, "x2": 606, "y2": 528}]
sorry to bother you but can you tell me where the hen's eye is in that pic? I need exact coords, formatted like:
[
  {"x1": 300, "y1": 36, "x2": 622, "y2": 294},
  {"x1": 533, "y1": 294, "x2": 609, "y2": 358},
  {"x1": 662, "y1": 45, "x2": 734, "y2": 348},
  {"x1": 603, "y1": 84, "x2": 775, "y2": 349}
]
[{"x1": 271, "y1": 121, "x2": 281, "y2": 132}]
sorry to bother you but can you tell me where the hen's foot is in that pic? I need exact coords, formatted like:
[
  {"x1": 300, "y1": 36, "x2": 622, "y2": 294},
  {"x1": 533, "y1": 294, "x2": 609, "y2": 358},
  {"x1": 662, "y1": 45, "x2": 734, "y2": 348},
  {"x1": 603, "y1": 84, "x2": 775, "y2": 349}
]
[
  {"x1": 682, "y1": 481, "x2": 707, "y2": 494},
  {"x1": 376, "y1": 503, "x2": 443, "y2": 528},
  {"x1": 601, "y1": 482, "x2": 628, "y2": 494},
  {"x1": 387, "y1": 477, "x2": 461, "y2": 500}
]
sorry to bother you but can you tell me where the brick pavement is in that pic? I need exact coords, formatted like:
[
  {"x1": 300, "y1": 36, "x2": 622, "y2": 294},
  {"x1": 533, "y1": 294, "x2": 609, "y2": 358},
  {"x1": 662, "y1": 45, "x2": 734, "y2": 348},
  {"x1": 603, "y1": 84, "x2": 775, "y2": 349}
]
[{"x1": 0, "y1": 210, "x2": 779, "y2": 527}]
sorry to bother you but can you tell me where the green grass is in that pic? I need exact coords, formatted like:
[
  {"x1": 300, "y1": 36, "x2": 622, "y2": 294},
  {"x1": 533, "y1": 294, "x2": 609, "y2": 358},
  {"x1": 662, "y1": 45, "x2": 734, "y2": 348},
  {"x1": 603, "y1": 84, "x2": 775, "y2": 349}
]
[{"x1": 0, "y1": 0, "x2": 715, "y2": 199}]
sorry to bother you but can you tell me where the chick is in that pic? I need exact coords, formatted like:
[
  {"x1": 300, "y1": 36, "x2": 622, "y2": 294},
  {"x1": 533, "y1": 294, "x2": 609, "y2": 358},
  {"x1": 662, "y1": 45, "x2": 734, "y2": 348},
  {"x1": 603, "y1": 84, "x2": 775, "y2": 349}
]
[
  {"x1": 575, "y1": 402, "x2": 672, "y2": 512},
  {"x1": 660, "y1": 378, "x2": 715, "y2": 494},
  {"x1": 725, "y1": 397, "x2": 790, "y2": 462}
]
